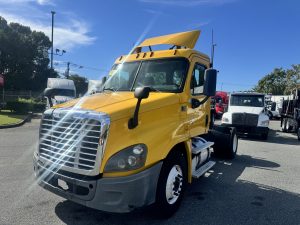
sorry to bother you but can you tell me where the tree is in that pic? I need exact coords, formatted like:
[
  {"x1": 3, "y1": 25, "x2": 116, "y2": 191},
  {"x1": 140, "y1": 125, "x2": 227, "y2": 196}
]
[
  {"x1": 0, "y1": 16, "x2": 58, "y2": 92},
  {"x1": 68, "y1": 74, "x2": 88, "y2": 97},
  {"x1": 253, "y1": 68, "x2": 287, "y2": 95},
  {"x1": 286, "y1": 65, "x2": 300, "y2": 94},
  {"x1": 253, "y1": 65, "x2": 300, "y2": 95}
]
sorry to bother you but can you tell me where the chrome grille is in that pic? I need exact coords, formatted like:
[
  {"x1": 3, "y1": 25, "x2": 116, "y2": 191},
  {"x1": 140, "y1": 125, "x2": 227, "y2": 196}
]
[
  {"x1": 232, "y1": 113, "x2": 258, "y2": 126},
  {"x1": 39, "y1": 109, "x2": 110, "y2": 175}
]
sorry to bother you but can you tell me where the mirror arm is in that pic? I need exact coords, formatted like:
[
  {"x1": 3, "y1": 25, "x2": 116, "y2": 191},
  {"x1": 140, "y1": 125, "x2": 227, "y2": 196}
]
[
  {"x1": 47, "y1": 96, "x2": 53, "y2": 108},
  {"x1": 199, "y1": 96, "x2": 210, "y2": 105},
  {"x1": 128, "y1": 98, "x2": 142, "y2": 129}
]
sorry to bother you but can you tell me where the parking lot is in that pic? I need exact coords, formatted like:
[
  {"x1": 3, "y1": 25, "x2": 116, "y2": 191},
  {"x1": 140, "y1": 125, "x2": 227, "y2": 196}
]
[{"x1": 0, "y1": 118, "x2": 299, "y2": 225}]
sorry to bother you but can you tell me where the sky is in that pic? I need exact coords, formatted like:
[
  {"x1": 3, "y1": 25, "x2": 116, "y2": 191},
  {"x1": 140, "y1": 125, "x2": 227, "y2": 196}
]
[{"x1": 0, "y1": 0, "x2": 299, "y2": 91}]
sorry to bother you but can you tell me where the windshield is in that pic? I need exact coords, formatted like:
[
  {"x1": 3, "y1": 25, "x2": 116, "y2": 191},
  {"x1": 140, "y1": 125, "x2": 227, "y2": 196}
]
[
  {"x1": 103, "y1": 58, "x2": 188, "y2": 92},
  {"x1": 230, "y1": 95, "x2": 264, "y2": 107}
]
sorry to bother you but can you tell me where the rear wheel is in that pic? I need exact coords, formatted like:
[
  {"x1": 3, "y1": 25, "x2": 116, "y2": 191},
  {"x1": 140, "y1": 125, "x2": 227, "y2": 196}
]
[
  {"x1": 213, "y1": 127, "x2": 238, "y2": 159},
  {"x1": 154, "y1": 151, "x2": 187, "y2": 218},
  {"x1": 297, "y1": 128, "x2": 300, "y2": 141}
]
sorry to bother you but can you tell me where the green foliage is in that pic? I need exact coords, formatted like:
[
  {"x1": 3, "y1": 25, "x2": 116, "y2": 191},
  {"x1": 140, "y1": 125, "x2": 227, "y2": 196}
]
[
  {"x1": 6, "y1": 98, "x2": 45, "y2": 113},
  {"x1": 0, "y1": 16, "x2": 58, "y2": 92},
  {"x1": 253, "y1": 65, "x2": 300, "y2": 95},
  {"x1": 68, "y1": 74, "x2": 88, "y2": 96}
]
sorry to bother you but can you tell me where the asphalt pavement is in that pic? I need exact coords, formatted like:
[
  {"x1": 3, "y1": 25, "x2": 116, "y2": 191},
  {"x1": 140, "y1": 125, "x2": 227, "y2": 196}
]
[{"x1": 0, "y1": 119, "x2": 299, "y2": 225}]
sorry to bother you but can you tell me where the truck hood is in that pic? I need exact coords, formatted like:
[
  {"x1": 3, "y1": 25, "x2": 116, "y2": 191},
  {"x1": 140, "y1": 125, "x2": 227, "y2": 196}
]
[
  {"x1": 228, "y1": 106, "x2": 263, "y2": 115},
  {"x1": 54, "y1": 91, "x2": 180, "y2": 121}
]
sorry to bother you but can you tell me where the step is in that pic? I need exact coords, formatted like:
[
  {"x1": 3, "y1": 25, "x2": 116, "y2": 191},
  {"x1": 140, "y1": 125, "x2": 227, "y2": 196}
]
[
  {"x1": 192, "y1": 161, "x2": 216, "y2": 178},
  {"x1": 192, "y1": 138, "x2": 214, "y2": 155}
]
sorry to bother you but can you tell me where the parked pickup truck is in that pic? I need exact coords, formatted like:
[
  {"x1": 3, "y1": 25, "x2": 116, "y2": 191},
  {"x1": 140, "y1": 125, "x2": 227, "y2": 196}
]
[
  {"x1": 222, "y1": 92, "x2": 269, "y2": 139},
  {"x1": 34, "y1": 30, "x2": 238, "y2": 217}
]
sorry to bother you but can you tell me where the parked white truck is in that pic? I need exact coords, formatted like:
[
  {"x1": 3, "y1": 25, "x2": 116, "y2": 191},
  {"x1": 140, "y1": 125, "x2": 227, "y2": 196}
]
[
  {"x1": 221, "y1": 92, "x2": 269, "y2": 139},
  {"x1": 44, "y1": 78, "x2": 76, "y2": 108}
]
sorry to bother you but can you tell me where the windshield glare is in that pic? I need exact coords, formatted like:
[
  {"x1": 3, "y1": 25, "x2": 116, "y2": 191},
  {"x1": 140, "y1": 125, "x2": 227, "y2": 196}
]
[
  {"x1": 230, "y1": 95, "x2": 264, "y2": 107},
  {"x1": 103, "y1": 58, "x2": 188, "y2": 92}
]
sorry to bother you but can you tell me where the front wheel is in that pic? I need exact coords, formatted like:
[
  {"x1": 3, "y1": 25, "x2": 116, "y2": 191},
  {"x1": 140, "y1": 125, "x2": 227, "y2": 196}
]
[
  {"x1": 154, "y1": 151, "x2": 187, "y2": 218},
  {"x1": 297, "y1": 128, "x2": 300, "y2": 141}
]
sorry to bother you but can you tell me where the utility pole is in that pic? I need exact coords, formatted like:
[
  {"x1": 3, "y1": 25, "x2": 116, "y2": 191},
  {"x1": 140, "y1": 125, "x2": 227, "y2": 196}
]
[
  {"x1": 210, "y1": 29, "x2": 217, "y2": 68},
  {"x1": 65, "y1": 62, "x2": 70, "y2": 78},
  {"x1": 50, "y1": 11, "x2": 56, "y2": 69}
]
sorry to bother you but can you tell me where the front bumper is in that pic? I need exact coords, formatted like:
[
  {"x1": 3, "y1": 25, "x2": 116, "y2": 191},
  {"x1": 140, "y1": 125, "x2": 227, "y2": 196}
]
[
  {"x1": 33, "y1": 154, "x2": 162, "y2": 213},
  {"x1": 222, "y1": 123, "x2": 269, "y2": 135}
]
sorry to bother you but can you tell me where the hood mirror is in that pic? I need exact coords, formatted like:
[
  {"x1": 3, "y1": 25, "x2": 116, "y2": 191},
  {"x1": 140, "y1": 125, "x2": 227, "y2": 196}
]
[{"x1": 128, "y1": 87, "x2": 151, "y2": 129}]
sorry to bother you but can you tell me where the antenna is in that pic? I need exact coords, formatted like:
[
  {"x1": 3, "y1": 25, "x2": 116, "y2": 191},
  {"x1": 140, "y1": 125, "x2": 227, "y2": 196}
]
[{"x1": 210, "y1": 29, "x2": 217, "y2": 68}]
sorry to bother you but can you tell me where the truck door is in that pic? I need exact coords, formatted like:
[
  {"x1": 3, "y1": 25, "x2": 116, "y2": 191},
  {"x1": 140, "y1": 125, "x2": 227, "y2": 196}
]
[{"x1": 187, "y1": 59, "x2": 210, "y2": 137}]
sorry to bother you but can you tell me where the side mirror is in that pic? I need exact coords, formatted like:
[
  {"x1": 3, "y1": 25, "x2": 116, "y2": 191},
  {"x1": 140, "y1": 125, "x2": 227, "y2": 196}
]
[
  {"x1": 128, "y1": 87, "x2": 151, "y2": 129},
  {"x1": 43, "y1": 88, "x2": 54, "y2": 97},
  {"x1": 134, "y1": 86, "x2": 151, "y2": 99},
  {"x1": 203, "y1": 69, "x2": 217, "y2": 97},
  {"x1": 43, "y1": 88, "x2": 54, "y2": 107}
]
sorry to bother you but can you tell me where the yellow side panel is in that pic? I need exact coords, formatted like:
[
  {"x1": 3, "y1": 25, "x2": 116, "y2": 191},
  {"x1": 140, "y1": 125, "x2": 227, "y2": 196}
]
[{"x1": 101, "y1": 98, "x2": 189, "y2": 177}]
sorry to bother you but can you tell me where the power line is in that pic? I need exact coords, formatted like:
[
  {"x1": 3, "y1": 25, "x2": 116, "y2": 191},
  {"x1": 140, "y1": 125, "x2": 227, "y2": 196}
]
[{"x1": 54, "y1": 61, "x2": 109, "y2": 72}]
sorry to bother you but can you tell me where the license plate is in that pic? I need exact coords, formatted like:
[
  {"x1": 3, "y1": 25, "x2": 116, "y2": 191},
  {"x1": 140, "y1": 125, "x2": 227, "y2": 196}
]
[{"x1": 58, "y1": 179, "x2": 69, "y2": 190}]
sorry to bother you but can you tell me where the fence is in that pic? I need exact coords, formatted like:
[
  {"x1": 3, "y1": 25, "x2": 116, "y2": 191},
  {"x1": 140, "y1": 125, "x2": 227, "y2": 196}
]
[{"x1": 0, "y1": 89, "x2": 43, "y2": 102}]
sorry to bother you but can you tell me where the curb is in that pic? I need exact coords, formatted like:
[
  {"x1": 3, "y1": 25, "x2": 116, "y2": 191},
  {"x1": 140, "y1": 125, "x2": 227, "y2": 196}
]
[{"x1": 0, "y1": 113, "x2": 33, "y2": 129}]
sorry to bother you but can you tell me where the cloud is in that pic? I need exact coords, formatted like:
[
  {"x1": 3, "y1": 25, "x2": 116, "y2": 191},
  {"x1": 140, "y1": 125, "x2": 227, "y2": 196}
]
[
  {"x1": 187, "y1": 21, "x2": 210, "y2": 29},
  {"x1": 0, "y1": 0, "x2": 54, "y2": 5},
  {"x1": 139, "y1": 0, "x2": 236, "y2": 7},
  {"x1": 0, "y1": 1, "x2": 95, "y2": 50}
]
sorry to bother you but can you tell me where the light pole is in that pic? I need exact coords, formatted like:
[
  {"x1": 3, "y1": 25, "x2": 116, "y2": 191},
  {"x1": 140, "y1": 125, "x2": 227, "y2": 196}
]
[{"x1": 50, "y1": 11, "x2": 55, "y2": 69}]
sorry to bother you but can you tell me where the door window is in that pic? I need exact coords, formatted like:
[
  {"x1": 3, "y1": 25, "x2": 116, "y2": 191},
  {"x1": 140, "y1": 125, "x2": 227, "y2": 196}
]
[{"x1": 191, "y1": 63, "x2": 206, "y2": 95}]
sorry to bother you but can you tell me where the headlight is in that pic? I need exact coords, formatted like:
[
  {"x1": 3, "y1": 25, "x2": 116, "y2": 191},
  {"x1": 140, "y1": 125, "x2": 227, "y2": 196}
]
[
  {"x1": 222, "y1": 117, "x2": 229, "y2": 123},
  {"x1": 104, "y1": 144, "x2": 147, "y2": 172}
]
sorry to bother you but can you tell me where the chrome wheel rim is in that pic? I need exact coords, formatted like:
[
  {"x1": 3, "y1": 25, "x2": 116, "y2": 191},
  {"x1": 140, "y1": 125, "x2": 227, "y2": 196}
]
[
  {"x1": 233, "y1": 133, "x2": 238, "y2": 153},
  {"x1": 165, "y1": 165, "x2": 183, "y2": 204}
]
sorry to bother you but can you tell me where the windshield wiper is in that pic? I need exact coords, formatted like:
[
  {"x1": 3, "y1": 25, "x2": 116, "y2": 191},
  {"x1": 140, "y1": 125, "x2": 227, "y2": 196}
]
[{"x1": 102, "y1": 87, "x2": 115, "y2": 92}]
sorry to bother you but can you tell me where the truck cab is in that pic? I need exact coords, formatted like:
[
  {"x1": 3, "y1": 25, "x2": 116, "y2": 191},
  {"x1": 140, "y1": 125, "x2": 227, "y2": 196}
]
[
  {"x1": 44, "y1": 78, "x2": 76, "y2": 108},
  {"x1": 34, "y1": 30, "x2": 238, "y2": 217},
  {"x1": 222, "y1": 92, "x2": 269, "y2": 139},
  {"x1": 213, "y1": 91, "x2": 228, "y2": 118}
]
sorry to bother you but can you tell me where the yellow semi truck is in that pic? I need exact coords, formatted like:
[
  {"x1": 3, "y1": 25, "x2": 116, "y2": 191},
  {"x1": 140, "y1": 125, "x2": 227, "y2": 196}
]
[{"x1": 33, "y1": 30, "x2": 238, "y2": 217}]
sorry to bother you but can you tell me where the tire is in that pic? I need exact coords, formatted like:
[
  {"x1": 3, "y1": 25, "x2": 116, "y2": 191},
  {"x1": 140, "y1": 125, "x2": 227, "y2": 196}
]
[
  {"x1": 297, "y1": 128, "x2": 300, "y2": 141},
  {"x1": 261, "y1": 131, "x2": 268, "y2": 140},
  {"x1": 225, "y1": 128, "x2": 238, "y2": 159},
  {"x1": 212, "y1": 127, "x2": 238, "y2": 159},
  {"x1": 268, "y1": 111, "x2": 273, "y2": 120},
  {"x1": 286, "y1": 119, "x2": 292, "y2": 132},
  {"x1": 281, "y1": 118, "x2": 287, "y2": 132},
  {"x1": 154, "y1": 150, "x2": 187, "y2": 218}
]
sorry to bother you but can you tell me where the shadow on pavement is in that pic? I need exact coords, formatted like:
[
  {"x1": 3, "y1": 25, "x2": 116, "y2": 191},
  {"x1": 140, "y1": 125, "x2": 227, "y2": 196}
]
[
  {"x1": 54, "y1": 154, "x2": 300, "y2": 225},
  {"x1": 239, "y1": 128, "x2": 299, "y2": 146}
]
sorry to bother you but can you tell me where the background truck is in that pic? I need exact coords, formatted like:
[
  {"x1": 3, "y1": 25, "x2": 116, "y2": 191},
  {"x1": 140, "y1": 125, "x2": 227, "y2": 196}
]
[
  {"x1": 221, "y1": 92, "x2": 269, "y2": 139},
  {"x1": 34, "y1": 30, "x2": 238, "y2": 217},
  {"x1": 44, "y1": 78, "x2": 76, "y2": 108},
  {"x1": 213, "y1": 91, "x2": 228, "y2": 118},
  {"x1": 281, "y1": 88, "x2": 300, "y2": 140}
]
